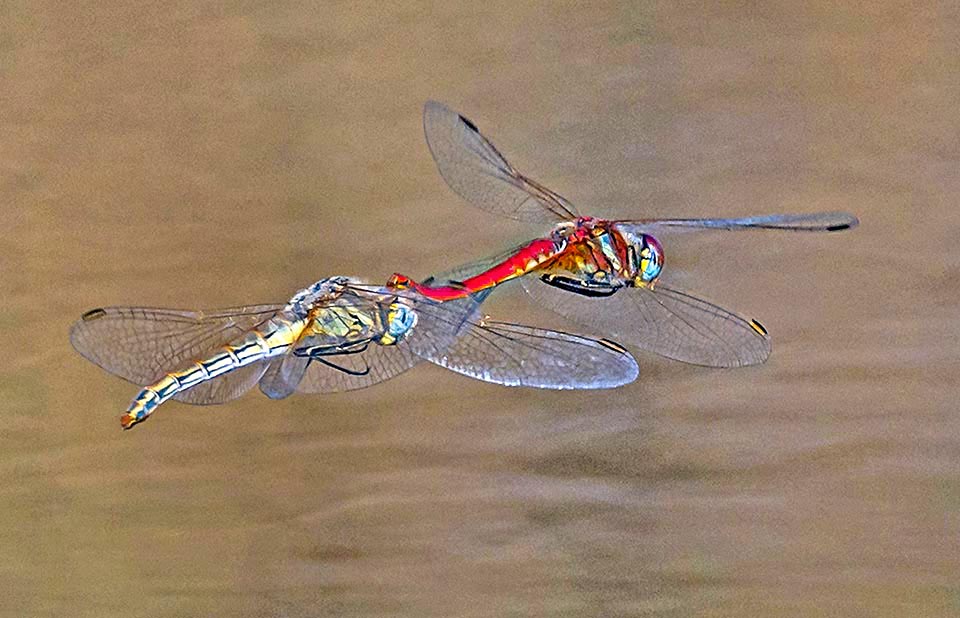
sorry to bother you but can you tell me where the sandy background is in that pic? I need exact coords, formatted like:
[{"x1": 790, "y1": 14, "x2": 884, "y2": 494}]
[{"x1": 2, "y1": 2, "x2": 958, "y2": 616}]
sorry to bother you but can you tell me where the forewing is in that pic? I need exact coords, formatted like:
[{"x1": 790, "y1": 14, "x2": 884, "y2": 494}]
[
  {"x1": 431, "y1": 320, "x2": 639, "y2": 389},
  {"x1": 614, "y1": 212, "x2": 859, "y2": 234},
  {"x1": 424, "y1": 100, "x2": 578, "y2": 223},
  {"x1": 521, "y1": 278, "x2": 771, "y2": 368},
  {"x1": 69, "y1": 305, "x2": 283, "y2": 385}
]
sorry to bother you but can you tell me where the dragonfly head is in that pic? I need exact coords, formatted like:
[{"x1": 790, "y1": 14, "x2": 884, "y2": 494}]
[
  {"x1": 619, "y1": 231, "x2": 664, "y2": 285},
  {"x1": 378, "y1": 301, "x2": 418, "y2": 346}
]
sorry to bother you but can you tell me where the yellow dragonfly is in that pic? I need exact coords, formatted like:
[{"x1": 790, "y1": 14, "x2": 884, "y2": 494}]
[{"x1": 71, "y1": 277, "x2": 639, "y2": 429}]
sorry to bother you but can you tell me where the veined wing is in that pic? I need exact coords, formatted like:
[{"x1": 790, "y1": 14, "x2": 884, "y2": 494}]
[
  {"x1": 521, "y1": 278, "x2": 770, "y2": 368},
  {"x1": 70, "y1": 305, "x2": 284, "y2": 386},
  {"x1": 614, "y1": 212, "x2": 859, "y2": 234},
  {"x1": 433, "y1": 320, "x2": 639, "y2": 389},
  {"x1": 424, "y1": 100, "x2": 578, "y2": 224}
]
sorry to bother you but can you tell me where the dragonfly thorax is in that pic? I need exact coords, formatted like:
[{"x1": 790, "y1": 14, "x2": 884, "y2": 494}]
[
  {"x1": 554, "y1": 216, "x2": 599, "y2": 243},
  {"x1": 286, "y1": 276, "x2": 353, "y2": 318},
  {"x1": 307, "y1": 304, "x2": 378, "y2": 342}
]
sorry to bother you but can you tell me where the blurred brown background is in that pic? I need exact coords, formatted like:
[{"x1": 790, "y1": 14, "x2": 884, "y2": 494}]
[{"x1": 2, "y1": 2, "x2": 958, "y2": 616}]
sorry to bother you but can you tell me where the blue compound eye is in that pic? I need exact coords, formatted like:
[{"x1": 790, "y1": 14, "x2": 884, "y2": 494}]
[
  {"x1": 386, "y1": 304, "x2": 417, "y2": 339},
  {"x1": 637, "y1": 234, "x2": 664, "y2": 283}
]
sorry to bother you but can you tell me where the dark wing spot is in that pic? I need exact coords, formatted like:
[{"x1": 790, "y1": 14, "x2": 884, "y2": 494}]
[
  {"x1": 749, "y1": 319, "x2": 769, "y2": 336},
  {"x1": 81, "y1": 308, "x2": 108, "y2": 321},
  {"x1": 826, "y1": 223, "x2": 850, "y2": 231},
  {"x1": 598, "y1": 339, "x2": 630, "y2": 355},
  {"x1": 459, "y1": 114, "x2": 479, "y2": 133}
]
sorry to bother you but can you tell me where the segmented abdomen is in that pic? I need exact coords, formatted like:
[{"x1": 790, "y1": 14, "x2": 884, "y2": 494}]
[
  {"x1": 121, "y1": 316, "x2": 305, "y2": 429},
  {"x1": 413, "y1": 237, "x2": 563, "y2": 300}
]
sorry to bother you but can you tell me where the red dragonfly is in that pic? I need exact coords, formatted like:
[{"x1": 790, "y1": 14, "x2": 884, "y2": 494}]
[{"x1": 389, "y1": 101, "x2": 859, "y2": 368}]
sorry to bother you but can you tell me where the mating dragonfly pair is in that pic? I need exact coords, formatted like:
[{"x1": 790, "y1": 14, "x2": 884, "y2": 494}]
[{"x1": 71, "y1": 102, "x2": 858, "y2": 429}]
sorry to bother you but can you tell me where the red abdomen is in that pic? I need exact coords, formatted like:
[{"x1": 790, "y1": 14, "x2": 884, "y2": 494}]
[{"x1": 396, "y1": 237, "x2": 563, "y2": 301}]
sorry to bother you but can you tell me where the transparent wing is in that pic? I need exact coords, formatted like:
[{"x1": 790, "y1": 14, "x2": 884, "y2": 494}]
[
  {"x1": 521, "y1": 278, "x2": 770, "y2": 368},
  {"x1": 614, "y1": 212, "x2": 859, "y2": 234},
  {"x1": 174, "y1": 361, "x2": 272, "y2": 405},
  {"x1": 432, "y1": 320, "x2": 639, "y2": 389},
  {"x1": 69, "y1": 305, "x2": 284, "y2": 385},
  {"x1": 424, "y1": 100, "x2": 578, "y2": 223}
]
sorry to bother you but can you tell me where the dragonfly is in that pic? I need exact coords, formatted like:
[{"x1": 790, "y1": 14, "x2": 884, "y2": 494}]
[
  {"x1": 388, "y1": 101, "x2": 859, "y2": 368},
  {"x1": 70, "y1": 277, "x2": 639, "y2": 429}
]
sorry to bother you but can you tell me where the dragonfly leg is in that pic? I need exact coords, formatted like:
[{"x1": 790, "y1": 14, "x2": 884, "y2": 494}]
[
  {"x1": 306, "y1": 355, "x2": 371, "y2": 377},
  {"x1": 294, "y1": 339, "x2": 372, "y2": 358},
  {"x1": 294, "y1": 338, "x2": 373, "y2": 377},
  {"x1": 539, "y1": 274, "x2": 621, "y2": 298}
]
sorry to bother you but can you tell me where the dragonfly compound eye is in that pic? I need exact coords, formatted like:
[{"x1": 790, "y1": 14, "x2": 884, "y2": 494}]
[
  {"x1": 636, "y1": 234, "x2": 664, "y2": 284},
  {"x1": 379, "y1": 303, "x2": 418, "y2": 345}
]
